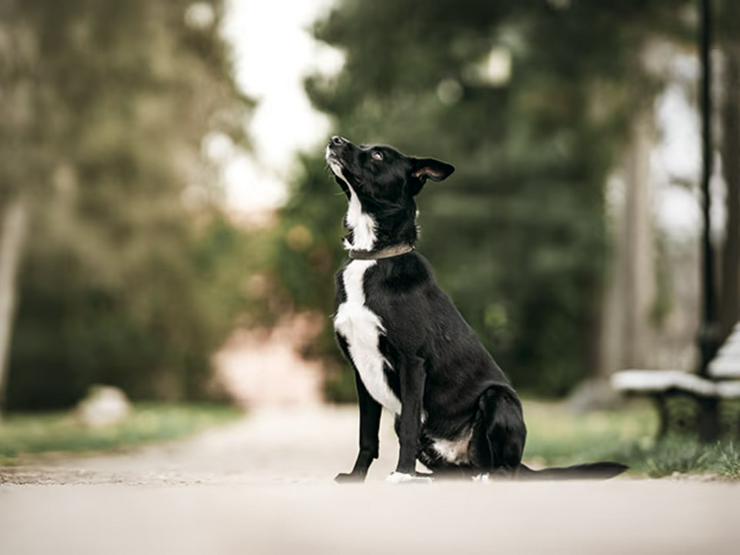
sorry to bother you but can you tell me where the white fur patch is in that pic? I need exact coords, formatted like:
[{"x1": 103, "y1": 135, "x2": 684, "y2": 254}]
[
  {"x1": 386, "y1": 472, "x2": 432, "y2": 484},
  {"x1": 345, "y1": 187, "x2": 377, "y2": 250},
  {"x1": 334, "y1": 260, "x2": 401, "y2": 414},
  {"x1": 432, "y1": 429, "x2": 473, "y2": 464},
  {"x1": 326, "y1": 156, "x2": 377, "y2": 251}
]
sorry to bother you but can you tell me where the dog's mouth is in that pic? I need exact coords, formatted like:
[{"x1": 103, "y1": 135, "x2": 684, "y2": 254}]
[{"x1": 325, "y1": 145, "x2": 345, "y2": 179}]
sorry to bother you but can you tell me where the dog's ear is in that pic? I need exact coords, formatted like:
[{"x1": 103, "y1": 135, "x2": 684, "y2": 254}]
[
  {"x1": 412, "y1": 158, "x2": 455, "y2": 182},
  {"x1": 408, "y1": 157, "x2": 454, "y2": 195}
]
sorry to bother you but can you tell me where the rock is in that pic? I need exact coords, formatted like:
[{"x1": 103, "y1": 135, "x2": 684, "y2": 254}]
[{"x1": 76, "y1": 385, "x2": 131, "y2": 428}]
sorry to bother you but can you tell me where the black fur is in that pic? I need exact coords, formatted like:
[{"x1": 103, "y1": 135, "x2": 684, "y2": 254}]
[{"x1": 327, "y1": 136, "x2": 627, "y2": 482}]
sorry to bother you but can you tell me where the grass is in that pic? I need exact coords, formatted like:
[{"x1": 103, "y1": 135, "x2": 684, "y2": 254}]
[
  {"x1": 2, "y1": 398, "x2": 739, "y2": 479},
  {"x1": 522, "y1": 398, "x2": 740, "y2": 480},
  {"x1": 0, "y1": 403, "x2": 241, "y2": 464}
]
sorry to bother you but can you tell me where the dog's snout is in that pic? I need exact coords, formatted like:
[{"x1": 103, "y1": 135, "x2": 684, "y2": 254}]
[{"x1": 331, "y1": 136, "x2": 347, "y2": 146}]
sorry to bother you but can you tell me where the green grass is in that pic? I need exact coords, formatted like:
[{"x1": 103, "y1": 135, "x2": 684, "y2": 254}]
[
  {"x1": 3, "y1": 398, "x2": 739, "y2": 479},
  {"x1": 522, "y1": 398, "x2": 740, "y2": 480},
  {"x1": 0, "y1": 403, "x2": 241, "y2": 464}
]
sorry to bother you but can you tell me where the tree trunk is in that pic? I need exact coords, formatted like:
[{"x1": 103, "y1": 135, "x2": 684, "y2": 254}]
[
  {"x1": 0, "y1": 198, "x2": 28, "y2": 415},
  {"x1": 599, "y1": 110, "x2": 656, "y2": 375},
  {"x1": 720, "y1": 45, "x2": 740, "y2": 338},
  {"x1": 622, "y1": 112, "x2": 657, "y2": 368}
]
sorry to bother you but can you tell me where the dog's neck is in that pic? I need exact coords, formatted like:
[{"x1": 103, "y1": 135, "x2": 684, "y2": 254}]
[
  {"x1": 332, "y1": 166, "x2": 418, "y2": 254},
  {"x1": 348, "y1": 243, "x2": 415, "y2": 260},
  {"x1": 343, "y1": 196, "x2": 418, "y2": 253}
]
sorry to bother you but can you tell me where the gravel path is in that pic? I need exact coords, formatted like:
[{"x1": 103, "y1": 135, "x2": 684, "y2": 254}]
[{"x1": 1, "y1": 407, "x2": 739, "y2": 554}]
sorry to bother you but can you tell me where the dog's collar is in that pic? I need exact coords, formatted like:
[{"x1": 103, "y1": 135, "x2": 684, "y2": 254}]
[{"x1": 348, "y1": 243, "x2": 415, "y2": 260}]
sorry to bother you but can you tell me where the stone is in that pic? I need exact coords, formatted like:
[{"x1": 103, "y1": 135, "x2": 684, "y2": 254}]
[{"x1": 76, "y1": 385, "x2": 131, "y2": 428}]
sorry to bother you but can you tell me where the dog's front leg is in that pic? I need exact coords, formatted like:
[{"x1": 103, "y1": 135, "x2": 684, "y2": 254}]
[
  {"x1": 387, "y1": 355, "x2": 431, "y2": 484},
  {"x1": 335, "y1": 368, "x2": 382, "y2": 483}
]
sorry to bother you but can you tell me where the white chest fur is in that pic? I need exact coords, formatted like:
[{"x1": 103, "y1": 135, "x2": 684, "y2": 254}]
[{"x1": 334, "y1": 260, "x2": 402, "y2": 414}]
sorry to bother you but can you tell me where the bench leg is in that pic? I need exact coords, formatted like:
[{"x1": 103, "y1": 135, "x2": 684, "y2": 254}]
[
  {"x1": 697, "y1": 397, "x2": 720, "y2": 442},
  {"x1": 654, "y1": 394, "x2": 670, "y2": 440}
]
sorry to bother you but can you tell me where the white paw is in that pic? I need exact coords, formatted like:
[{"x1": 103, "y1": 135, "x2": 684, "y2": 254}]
[
  {"x1": 472, "y1": 473, "x2": 490, "y2": 483},
  {"x1": 386, "y1": 472, "x2": 432, "y2": 484}
]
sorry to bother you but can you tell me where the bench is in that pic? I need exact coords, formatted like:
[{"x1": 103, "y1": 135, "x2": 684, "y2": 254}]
[{"x1": 611, "y1": 322, "x2": 740, "y2": 441}]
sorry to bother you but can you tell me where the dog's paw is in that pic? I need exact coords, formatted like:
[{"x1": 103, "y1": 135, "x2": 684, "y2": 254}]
[
  {"x1": 472, "y1": 473, "x2": 490, "y2": 483},
  {"x1": 334, "y1": 472, "x2": 365, "y2": 484},
  {"x1": 385, "y1": 472, "x2": 432, "y2": 485}
]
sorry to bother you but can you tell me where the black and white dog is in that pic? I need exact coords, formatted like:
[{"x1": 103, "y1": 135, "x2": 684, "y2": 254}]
[{"x1": 326, "y1": 136, "x2": 626, "y2": 483}]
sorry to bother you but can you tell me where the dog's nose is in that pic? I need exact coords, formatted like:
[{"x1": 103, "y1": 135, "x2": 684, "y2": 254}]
[{"x1": 331, "y1": 136, "x2": 346, "y2": 146}]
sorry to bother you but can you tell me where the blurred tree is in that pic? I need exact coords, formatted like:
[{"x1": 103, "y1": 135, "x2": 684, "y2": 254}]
[
  {"x1": 718, "y1": 0, "x2": 740, "y2": 338},
  {"x1": 0, "y1": 0, "x2": 253, "y2": 410},
  {"x1": 265, "y1": 0, "x2": 692, "y2": 399},
  {"x1": 0, "y1": 200, "x2": 26, "y2": 409}
]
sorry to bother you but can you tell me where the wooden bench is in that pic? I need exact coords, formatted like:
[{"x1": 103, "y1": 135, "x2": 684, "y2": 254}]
[{"x1": 611, "y1": 322, "x2": 740, "y2": 441}]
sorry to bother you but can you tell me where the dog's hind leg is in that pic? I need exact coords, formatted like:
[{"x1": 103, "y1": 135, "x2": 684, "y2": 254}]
[{"x1": 469, "y1": 385, "x2": 527, "y2": 476}]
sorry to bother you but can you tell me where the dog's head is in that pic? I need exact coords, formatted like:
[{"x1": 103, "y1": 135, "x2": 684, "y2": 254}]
[
  {"x1": 325, "y1": 136, "x2": 454, "y2": 251},
  {"x1": 325, "y1": 136, "x2": 454, "y2": 202}
]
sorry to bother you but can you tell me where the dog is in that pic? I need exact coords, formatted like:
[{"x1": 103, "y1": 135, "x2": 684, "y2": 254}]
[{"x1": 326, "y1": 136, "x2": 627, "y2": 483}]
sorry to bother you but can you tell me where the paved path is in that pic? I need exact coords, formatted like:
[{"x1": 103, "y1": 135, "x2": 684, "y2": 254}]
[{"x1": 1, "y1": 407, "x2": 739, "y2": 554}]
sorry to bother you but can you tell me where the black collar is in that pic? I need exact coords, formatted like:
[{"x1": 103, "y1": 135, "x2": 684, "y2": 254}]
[{"x1": 348, "y1": 243, "x2": 415, "y2": 260}]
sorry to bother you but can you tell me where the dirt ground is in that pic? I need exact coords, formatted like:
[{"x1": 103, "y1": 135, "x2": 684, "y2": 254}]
[{"x1": 1, "y1": 406, "x2": 739, "y2": 554}]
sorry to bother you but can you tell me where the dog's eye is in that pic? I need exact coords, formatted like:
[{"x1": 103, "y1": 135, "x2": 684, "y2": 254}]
[{"x1": 371, "y1": 151, "x2": 383, "y2": 162}]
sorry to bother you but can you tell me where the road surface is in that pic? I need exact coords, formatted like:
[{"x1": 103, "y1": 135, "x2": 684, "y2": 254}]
[{"x1": 1, "y1": 407, "x2": 738, "y2": 554}]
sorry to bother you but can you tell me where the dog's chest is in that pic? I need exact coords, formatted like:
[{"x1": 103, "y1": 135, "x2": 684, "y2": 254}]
[{"x1": 334, "y1": 260, "x2": 401, "y2": 414}]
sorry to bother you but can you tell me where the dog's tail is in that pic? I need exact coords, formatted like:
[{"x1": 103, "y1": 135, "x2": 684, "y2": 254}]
[{"x1": 517, "y1": 461, "x2": 628, "y2": 480}]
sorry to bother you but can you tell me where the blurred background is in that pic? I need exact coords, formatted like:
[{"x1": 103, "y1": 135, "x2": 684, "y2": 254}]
[{"x1": 0, "y1": 0, "x2": 739, "y2": 469}]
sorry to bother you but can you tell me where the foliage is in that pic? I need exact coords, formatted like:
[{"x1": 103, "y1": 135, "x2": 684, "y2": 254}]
[
  {"x1": 1, "y1": 0, "x2": 253, "y2": 409},
  {"x1": 264, "y1": 0, "x2": 691, "y2": 400},
  {"x1": 0, "y1": 403, "x2": 240, "y2": 463}
]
